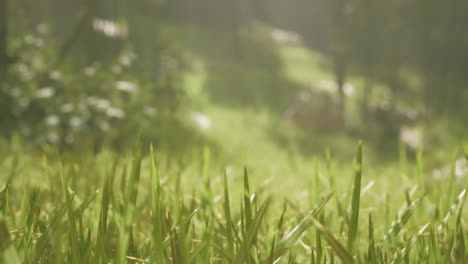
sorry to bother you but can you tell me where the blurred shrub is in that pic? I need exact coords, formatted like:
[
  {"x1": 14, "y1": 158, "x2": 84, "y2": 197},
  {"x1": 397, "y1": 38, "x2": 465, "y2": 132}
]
[{"x1": 0, "y1": 24, "x2": 186, "y2": 149}]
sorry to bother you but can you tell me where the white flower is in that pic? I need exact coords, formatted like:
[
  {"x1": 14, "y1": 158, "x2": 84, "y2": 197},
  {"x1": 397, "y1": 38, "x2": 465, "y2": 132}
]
[
  {"x1": 86, "y1": 96, "x2": 97, "y2": 104},
  {"x1": 24, "y1": 35, "x2": 34, "y2": 45},
  {"x1": 17, "y1": 63, "x2": 28, "y2": 73},
  {"x1": 45, "y1": 115, "x2": 59, "y2": 126},
  {"x1": 35, "y1": 87, "x2": 55, "y2": 99},
  {"x1": 120, "y1": 56, "x2": 131, "y2": 66},
  {"x1": 271, "y1": 28, "x2": 302, "y2": 45},
  {"x1": 84, "y1": 66, "x2": 97, "y2": 77},
  {"x1": 106, "y1": 107, "x2": 125, "y2": 119},
  {"x1": 144, "y1": 106, "x2": 157, "y2": 117},
  {"x1": 95, "y1": 99, "x2": 110, "y2": 110},
  {"x1": 455, "y1": 158, "x2": 468, "y2": 178},
  {"x1": 400, "y1": 126, "x2": 422, "y2": 150},
  {"x1": 314, "y1": 80, "x2": 336, "y2": 93},
  {"x1": 92, "y1": 18, "x2": 127, "y2": 38},
  {"x1": 17, "y1": 64, "x2": 33, "y2": 81},
  {"x1": 116, "y1": 81, "x2": 138, "y2": 93},
  {"x1": 432, "y1": 168, "x2": 444, "y2": 179},
  {"x1": 60, "y1": 104, "x2": 74, "y2": 113},
  {"x1": 344, "y1": 83, "x2": 354, "y2": 96},
  {"x1": 69, "y1": 117, "x2": 82, "y2": 128},
  {"x1": 37, "y1": 24, "x2": 48, "y2": 35},
  {"x1": 120, "y1": 53, "x2": 135, "y2": 66},
  {"x1": 191, "y1": 112, "x2": 212, "y2": 131},
  {"x1": 50, "y1": 70, "x2": 61, "y2": 80}
]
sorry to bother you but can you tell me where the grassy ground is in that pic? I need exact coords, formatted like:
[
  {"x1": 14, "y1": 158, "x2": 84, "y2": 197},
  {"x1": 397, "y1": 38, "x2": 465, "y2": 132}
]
[{"x1": 1, "y1": 141, "x2": 467, "y2": 263}]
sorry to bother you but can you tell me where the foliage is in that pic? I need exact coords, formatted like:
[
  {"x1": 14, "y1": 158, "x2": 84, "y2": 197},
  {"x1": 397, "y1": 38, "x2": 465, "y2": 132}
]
[{"x1": 0, "y1": 21, "x2": 185, "y2": 148}]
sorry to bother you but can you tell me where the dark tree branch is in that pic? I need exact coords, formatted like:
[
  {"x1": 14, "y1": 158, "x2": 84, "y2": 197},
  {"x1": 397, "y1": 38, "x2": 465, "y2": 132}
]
[
  {"x1": 0, "y1": 0, "x2": 8, "y2": 78},
  {"x1": 54, "y1": 9, "x2": 91, "y2": 68}
]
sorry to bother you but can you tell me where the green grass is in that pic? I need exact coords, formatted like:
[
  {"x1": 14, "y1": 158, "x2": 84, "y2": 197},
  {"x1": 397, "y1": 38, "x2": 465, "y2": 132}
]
[
  {"x1": 1, "y1": 23, "x2": 467, "y2": 264},
  {"x1": 0, "y1": 142, "x2": 466, "y2": 263}
]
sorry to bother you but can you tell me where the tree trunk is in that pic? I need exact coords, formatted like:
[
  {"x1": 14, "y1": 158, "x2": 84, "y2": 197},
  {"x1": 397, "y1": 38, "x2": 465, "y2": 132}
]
[{"x1": 0, "y1": 0, "x2": 8, "y2": 78}]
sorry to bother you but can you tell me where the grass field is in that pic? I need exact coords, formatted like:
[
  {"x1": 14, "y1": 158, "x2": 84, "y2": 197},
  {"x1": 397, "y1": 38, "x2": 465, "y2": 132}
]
[{"x1": 1, "y1": 140, "x2": 467, "y2": 263}]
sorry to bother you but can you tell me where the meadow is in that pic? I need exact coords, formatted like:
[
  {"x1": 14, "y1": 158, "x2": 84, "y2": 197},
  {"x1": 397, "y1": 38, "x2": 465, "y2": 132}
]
[{"x1": 1, "y1": 139, "x2": 466, "y2": 263}]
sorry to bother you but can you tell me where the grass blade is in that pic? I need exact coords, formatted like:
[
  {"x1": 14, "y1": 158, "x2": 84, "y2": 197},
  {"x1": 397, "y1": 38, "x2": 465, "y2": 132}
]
[
  {"x1": 310, "y1": 216, "x2": 354, "y2": 264},
  {"x1": 0, "y1": 214, "x2": 21, "y2": 264},
  {"x1": 382, "y1": 195, "x2": 424, "y2": 244},
  {"x1": 232, "y1": 197, "x2": 271, "y2": 264},
  {"x1": 269, "y1": 192, "x2": 333, "y2": 263},
  {"x1": 348, "y1": 141, "x2": 363, "y2": 253},
  {"x1": 391, "y1": 223, "x2": 430, "y2": 264},
  {"x1": 150, "y1": 144, "x2": 165, "y2": 263},
  {"x1": 59, "y1": 162, "x2": 83, "y2": 264},
  {"x1": 223, "y1": 170, "x2": 235, "y2": 254}
]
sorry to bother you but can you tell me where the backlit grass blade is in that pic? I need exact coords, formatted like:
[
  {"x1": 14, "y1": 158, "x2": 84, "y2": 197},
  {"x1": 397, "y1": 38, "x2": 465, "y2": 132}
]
[
  {"x1": 202, "y1": 146, "x2": 212, "y2": 204},
  {"x1": 223, "y1": 170, "x2": 235, "y2": 254},
  {"x1": 244, "y1": 167, "x2": 253, "y2": 231},
  {"x1": 315, "y1": 213, "x2": 325, "y2": 264},
  {"x1": 59, "y1": 162, "x2": 83, "y2": 264},
  {"x1": 118, "y1": 140, "x2": 143, "y2": 263},
  {"x1": 127, "y1": 139, "x2": 142, "y2": 208},
  {"x1": 96, "y1": 167, "x2": 114, "y2": 263},
  {"x1": 150, "y1": 144, "x2": 166, "y2": 263},
  {"x1": 348, "y1": 141, "x2": 362, "y2": 253},
  {"x1": 270, "y1": 192, "x2": 333, "y2": 263},
  {"x1": 445, "y1": 155, "x2": 457, "y2": 213},
  {"x1": 390, "y1": 223, "x2": 430, "y2": 264},
  {"x1": 382, "y1": 195, "x2": 424, "y2": 244},
  {"x1": 428, "y1": 226, "x2": 442, "y2": 263},
  {"x1": 437, "y1": 189, "x2": 466, "y2": 231},
  {"x1": 266, "y1": 234, "x2": 277, "y2": 264},
  {"x1": 232, "y1": 197, "x2": 271, "y2": 264},
  {"x1": 310, "y1": 216, "x2": 354, "y2": 264},
  {"x1": 368, "y1": 213, "x2": 377, "y2": 263},
  {"x1": 453, "y1": 207, "x2": 466, "y2": 260}
]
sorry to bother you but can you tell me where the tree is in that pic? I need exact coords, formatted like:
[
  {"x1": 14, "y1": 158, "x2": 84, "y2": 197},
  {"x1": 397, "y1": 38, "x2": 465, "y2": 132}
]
[{"x1": 0, "y1": 0, "x2": 8, "y2": 78}]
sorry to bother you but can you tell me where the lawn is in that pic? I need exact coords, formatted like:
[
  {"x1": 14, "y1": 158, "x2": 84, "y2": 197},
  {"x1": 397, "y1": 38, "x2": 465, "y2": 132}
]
[{"x1": 1, "y1": 139, "x2": 467, "y2": 263}]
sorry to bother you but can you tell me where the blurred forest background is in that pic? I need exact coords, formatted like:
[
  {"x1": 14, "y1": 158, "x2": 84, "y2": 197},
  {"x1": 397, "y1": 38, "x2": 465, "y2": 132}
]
[{"x1": 1, "y1": 0, "x2": 467, "y2": 167}]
